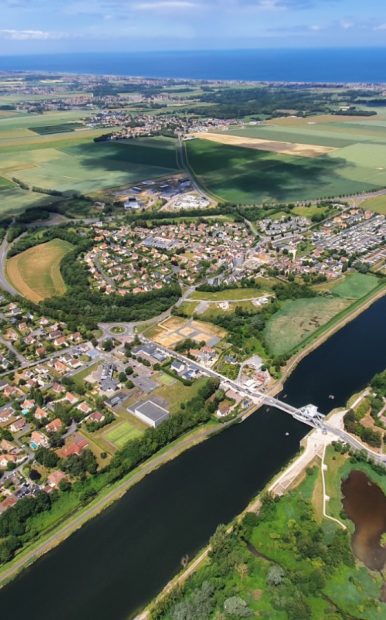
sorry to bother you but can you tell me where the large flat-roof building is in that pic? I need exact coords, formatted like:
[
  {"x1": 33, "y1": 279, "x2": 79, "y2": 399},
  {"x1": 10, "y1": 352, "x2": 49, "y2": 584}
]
[{"x1": 132, "y1": 400, "x2": 170, "y2": 428}]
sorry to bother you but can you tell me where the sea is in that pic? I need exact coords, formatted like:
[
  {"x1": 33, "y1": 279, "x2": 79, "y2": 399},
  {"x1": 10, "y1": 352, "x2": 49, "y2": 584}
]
[{"x1": 1, "y1": 48, "x2": 386, "y2": 83}]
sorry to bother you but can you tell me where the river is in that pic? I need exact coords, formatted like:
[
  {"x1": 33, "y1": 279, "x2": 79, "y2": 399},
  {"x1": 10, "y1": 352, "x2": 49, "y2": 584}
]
[{"x1": 1, "y1": 295, "x2": 386, "y2": 619}]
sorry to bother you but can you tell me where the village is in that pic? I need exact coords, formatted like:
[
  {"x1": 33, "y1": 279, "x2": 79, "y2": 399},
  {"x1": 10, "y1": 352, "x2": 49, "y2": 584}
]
[
  {"x1": 0, "y1": 294, "x2": 263, "y2": 515},
  {"x1": 85, "y1": 221, "x2": 255, "y2": 295}
]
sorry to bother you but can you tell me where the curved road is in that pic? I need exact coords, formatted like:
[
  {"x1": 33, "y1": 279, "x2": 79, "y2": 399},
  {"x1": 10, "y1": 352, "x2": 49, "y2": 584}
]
[{"x1": 0, "y1": 238, "x2": 18, "y2": 296}]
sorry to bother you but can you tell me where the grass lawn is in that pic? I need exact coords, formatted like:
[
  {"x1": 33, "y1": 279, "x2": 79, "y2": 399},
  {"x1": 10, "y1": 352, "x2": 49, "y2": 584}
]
[
  {"x1": 105, "y1": 421, "x2": 144, "y2": 449},
  {"x1": 360, "y1": 194, "x2": 386, "y2": 214},
  {"x1": 187, "y1": 135, "x2": 386, "y2": 203},
  {"x1": 153, "y1": 377, "x2": 209, "y2": 413},
  {"x1": 190, "y1": 288, "x2": 265, "y2": 301},
  {"x1": 264, "y1": 296, "x2": 350, "y2": 357},
  {"x1": 157, "y1": 373, "x2": 176, "y2": 386},
  {"x1": 331, "y1": 273, "x2": 380, "y2": 299},
  {"x1": 71, "y1": 362, "x2": 100, "y2": 388},
  {"x1": 6, "y1": 238, "x2": 73, "y2": 303}
]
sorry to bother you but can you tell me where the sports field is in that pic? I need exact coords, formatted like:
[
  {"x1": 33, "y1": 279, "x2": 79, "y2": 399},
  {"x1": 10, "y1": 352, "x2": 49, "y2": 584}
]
[
  {"x1": 147, "y1": 315, "x2": 227, "y2": 347},
  {"x1": 264, "y1": 297, "x2": 350, "y2": 357},
  {"x1": 104, "y1": 421, "x2": 144, "y2": 449},
  {"x1": 6, "y1": 238, "x2": 73, "y2": 303},
  {"x1": 188, "y1": 113, "x2": 386, "y2": 203}
]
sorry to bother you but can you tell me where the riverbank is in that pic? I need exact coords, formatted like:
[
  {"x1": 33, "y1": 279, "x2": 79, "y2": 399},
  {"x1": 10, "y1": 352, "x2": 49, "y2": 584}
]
[
  {"x1": 1, "y1": 293, "x2": 385, "y2": 620},
  {"x1": 0, "y1": 287, "x2": 383, "y2": 589},
  {"x1": 139, "y1": 386, "x2": 383, "y2": 620},
  {"x1": 279, "y1": 283, "x2": 386, "y2": 387},
  {"x1": 0, "y1": 419, "x2": 228, "y2": 588},
  {"x1": 145, "y1": 435, "x2": 386, "y2": 620}
]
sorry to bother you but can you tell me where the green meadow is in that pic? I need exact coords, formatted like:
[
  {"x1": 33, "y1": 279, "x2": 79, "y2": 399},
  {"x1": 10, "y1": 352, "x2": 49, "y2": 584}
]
[
  {"x1": 0, "y1": 114, "x2": 179, "y2": 215},
  {"x1": 188, "y1": 113, "x2": 386, "y2": 203}
]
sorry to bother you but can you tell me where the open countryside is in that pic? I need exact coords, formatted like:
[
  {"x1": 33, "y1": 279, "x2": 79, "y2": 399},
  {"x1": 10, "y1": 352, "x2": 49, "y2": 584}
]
[
  {"x1": 187, "y1": 111, "x2": 386, "y2": 203},
  {"x1": 6, "y1": 238, "x2": 73, "y2": 302},
  {"x1": 0, "y1": 69, "x2": 385, "y2": 620}
]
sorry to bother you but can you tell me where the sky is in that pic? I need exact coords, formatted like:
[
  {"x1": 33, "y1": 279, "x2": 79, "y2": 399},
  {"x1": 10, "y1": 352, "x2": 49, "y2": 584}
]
[{"x1": 1, "y1": 0, "x2": 386, "y2": 54}]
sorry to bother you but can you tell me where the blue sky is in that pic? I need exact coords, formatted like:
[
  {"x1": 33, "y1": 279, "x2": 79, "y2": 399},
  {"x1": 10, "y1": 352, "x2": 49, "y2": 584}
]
[{"x1": 0, "y1": 0, "x2": 386, "y2": 53}]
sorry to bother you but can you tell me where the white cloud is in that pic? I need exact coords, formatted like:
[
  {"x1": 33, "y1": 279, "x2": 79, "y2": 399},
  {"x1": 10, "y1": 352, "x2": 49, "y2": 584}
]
[
  {"x1": 134, "y1": 1, "x2": 198, "y2": 9},
  {"x1": 0, "y1": 29, "x2": 68, "y2": 40}
]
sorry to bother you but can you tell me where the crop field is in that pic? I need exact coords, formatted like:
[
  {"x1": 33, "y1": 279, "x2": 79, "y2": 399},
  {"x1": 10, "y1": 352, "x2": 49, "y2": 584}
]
[
  {"x1": 29, "y1": 122, "x2": 84, "y2": 135},
  {"x1": 331, "y1": 273, "x2": 380, "y2": 299},
  {"x1": 6, "y1": 238, "x2": 73, "y2": 303},
  {"x1": 0, "y1": 136, "x2": 178, "y2": 206},
  {"x1": 264, "y1": 297, "x2": 350, "y2": 357},
  {"x1": 104, "y1": 421, "x2": 143, "y2": 449},
  {"x1": 360, "y1": 194, "x2": 386, "y2": 214},
  {"x1": 188, "y1": 113, "x2": 386, "y2": 203},
  {"x1": 192, "y1": 131, "x2": 335, "y2": 157}
]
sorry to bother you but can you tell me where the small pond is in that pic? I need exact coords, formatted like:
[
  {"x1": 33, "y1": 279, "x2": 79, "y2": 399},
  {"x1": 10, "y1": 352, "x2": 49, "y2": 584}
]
[{"x1": 342, "y1": 470, "x2": 386, "y2": 571}]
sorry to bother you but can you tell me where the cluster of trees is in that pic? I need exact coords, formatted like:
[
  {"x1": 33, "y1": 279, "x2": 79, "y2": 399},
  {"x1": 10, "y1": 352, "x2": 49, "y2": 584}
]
[
  {"x1": 0, "y1": 492, "x2": 52, "y2": 562},
  {"x1": 7, "y1": 225, "x2": 86, "y2": 258},
  {"x1": 344, "y1": 410, "x2": 382, "y2": 447},
  {"x1": 152, "y1": 485, "x2": 355, "y2": 620},
  {"x1": 184, "y1": 85, "x2": 379, "y2": 119}
]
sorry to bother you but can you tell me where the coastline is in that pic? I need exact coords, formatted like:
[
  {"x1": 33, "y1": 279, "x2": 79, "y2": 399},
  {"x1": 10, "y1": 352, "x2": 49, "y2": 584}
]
[{"x1": 0, "y1": 285, "x2": 384, "y2": 590}]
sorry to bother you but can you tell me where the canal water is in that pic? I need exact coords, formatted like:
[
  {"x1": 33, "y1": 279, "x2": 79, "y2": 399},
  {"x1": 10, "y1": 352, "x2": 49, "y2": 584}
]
[
  {"x1": 1, "y1": 296, "x2": 386, "y2": 620},
  {"x1": 342, "y1": 471, "x2": 386, "y2": 571}
]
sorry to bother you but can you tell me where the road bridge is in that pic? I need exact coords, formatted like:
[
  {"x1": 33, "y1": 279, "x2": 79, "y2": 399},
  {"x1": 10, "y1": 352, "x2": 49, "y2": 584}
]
[{"x1": 140, "y1": 336, "x2": 386, "y2": 465}]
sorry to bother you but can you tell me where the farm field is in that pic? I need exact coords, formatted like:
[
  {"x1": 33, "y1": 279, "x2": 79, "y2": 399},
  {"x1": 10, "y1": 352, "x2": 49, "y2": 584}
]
[
  {"x1": 104, "y1": 421, "x2": 144, "y2": 449},
  {"x1": 6, "y1": 238, "x2": 73, "y2": 303},
  {"x1": 360, "y1": 194, "x2": 386, "y2": 214},
  {"x1": 331, "y1": 273, "x2": 380, "y2": 299},
  {"x1": 263, "y1": 296, "x2": 350, "y2": 357},
  {"x1": 0, "y1": 137, "x2": 178, "y2": 198},
  {"x1": 192, "y1": 131, "x2": 335, "y2": 157},
  {"x1": 186, "y1": 139, "x2": 381, "y2": 203},
  {"x1": 188, "y1": 112, "x2": 386, "y2": 203}
]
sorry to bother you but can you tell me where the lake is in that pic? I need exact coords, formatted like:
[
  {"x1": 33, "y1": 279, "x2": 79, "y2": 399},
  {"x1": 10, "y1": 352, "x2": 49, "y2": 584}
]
[{"x1": 1, "y1": 295, "x2": 386, "y2": 619}]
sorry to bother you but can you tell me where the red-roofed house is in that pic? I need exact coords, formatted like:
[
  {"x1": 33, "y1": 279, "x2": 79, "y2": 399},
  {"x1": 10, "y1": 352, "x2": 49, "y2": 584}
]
[
  {"x1": 47, "y1": 470, "x2": 67, "y2": 488},
  {"x1": 45, "y1": 418, "x2": 63, "y2": 433},
  {"x1": 57, "y1": 434, "x2": 88, "y2": 459}
]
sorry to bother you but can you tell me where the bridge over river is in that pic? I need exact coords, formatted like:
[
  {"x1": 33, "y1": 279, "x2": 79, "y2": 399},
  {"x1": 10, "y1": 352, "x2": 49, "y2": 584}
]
[{"x1": 141, "y1": 337, "x2": 386, "y2": 465}]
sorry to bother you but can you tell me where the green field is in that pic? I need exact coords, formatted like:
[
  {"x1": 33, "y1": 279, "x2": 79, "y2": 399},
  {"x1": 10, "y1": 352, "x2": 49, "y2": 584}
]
[
  {"x1": 187, "y1": 139, "x2": 381, "y2": 203},
  {"x1": 0, "y1": 110, "x2": 179, "y2": 215},
  {"x1": 0, "y1": 138, "x2": 178, "y2": 195},
  {"x1": 190, "y1": 288, "x2": 265, "y2": 301},
  {"x1": 188, "y1": 113, "x2": 386, "y2": 203},
  {"x1": 360, "y1": 194, "x2": 386, "y2": 214},
  {"x1": 6, "y1": 238, "x2": 73, "y2": 303},
  {"x1": 264, "y1": 297, "x2": 350, "y2": 357},
  {"x1": 105, "y1": 421, "x2": 144, "y2": 448},
  {"x1": 331, "y1": 273, "x2": 380, "y2": 299},
  {"x1": 29, "y1": 122, "x2": 84, "y2": 135}
]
